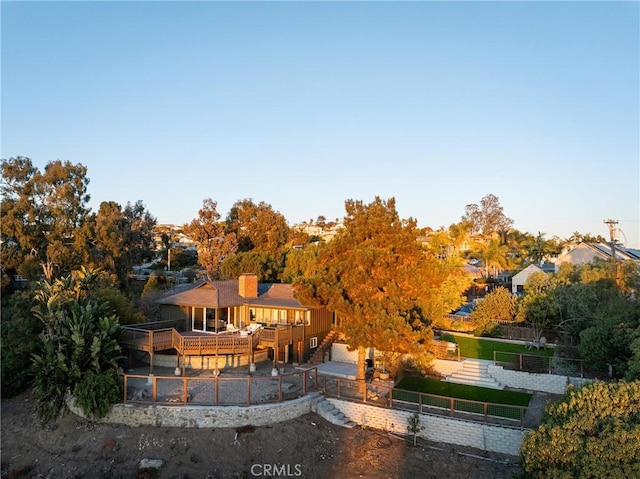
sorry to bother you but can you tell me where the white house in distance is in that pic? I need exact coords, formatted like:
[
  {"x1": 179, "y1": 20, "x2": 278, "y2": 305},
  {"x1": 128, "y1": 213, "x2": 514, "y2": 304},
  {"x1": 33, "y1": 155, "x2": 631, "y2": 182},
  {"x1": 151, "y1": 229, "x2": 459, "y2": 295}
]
[
  {"x1": 554, "y1": 243, "x2": 640, "y2": 269},
  {"x1": 512, "y1": 264, "x2": 544, "y2": 294}
]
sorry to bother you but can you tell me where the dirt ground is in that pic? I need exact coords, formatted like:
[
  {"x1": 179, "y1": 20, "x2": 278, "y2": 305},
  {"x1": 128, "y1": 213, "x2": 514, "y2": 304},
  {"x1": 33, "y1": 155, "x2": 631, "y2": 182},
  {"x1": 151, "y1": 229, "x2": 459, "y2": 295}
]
[{"x1": 1, "y1": 390, "x2": 522, "y2": 479}]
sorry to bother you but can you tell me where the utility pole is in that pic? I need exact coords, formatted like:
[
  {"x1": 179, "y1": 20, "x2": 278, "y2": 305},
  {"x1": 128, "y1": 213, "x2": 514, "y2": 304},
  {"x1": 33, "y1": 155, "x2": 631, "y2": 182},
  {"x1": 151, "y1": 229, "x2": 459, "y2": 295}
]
[{"x1": 603, "y1": 219, "x2": 619, "y2": 286}]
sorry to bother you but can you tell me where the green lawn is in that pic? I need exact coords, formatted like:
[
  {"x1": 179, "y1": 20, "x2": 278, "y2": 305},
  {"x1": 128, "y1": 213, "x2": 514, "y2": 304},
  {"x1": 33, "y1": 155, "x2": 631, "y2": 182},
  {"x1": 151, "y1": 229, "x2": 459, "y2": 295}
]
[
  {"x1": 395, "y1": 376, "x2": 532, "y2": 406},
  {"x1": 393, "y1": 376, "x2": 531, "y2": 421},
  {"x1": 440, "y1": 333, "x2": 554, "y2": 360}
]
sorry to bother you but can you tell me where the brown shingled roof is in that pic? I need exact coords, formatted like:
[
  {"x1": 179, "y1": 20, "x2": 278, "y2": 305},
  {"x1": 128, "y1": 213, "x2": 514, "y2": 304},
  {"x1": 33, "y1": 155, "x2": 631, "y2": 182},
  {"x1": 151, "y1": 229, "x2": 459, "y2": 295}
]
[
  {"x1": 157, "y1": 280, "x2": 308, "y2": 310},
  {"x1": 248, "y1": 283, "x2": 308, "y2": 309}
]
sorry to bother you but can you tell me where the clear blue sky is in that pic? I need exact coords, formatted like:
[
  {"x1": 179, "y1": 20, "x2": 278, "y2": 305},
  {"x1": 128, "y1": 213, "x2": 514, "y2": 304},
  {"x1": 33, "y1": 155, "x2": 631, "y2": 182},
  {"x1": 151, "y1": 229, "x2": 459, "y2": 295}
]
[{"x1": 2, "y1": 1, "x2": 639, "y2": 246}]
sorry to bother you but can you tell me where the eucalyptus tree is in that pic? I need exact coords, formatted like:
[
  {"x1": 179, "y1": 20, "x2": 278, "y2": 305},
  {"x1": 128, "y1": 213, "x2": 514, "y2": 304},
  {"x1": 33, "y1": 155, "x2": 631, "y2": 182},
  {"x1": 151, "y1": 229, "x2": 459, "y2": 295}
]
[
  {"x1": 184, "y1": 198, "x2": 237, "y2": 280},
  {"x1": 1, "y1": 157, "x2": 91, "y2": 279},
  {"x1": 461, "y1": 194, "x2": 513, "y2": 237},
  {"x1": 219, "y1": 250, "x2": 283, "y2": 282},
  {"x1": 80, "y1": 200, "x2": 156, "y2": 287},
  {"x1": 225, "y1": 198, "x2": 290, "y2": 257}
]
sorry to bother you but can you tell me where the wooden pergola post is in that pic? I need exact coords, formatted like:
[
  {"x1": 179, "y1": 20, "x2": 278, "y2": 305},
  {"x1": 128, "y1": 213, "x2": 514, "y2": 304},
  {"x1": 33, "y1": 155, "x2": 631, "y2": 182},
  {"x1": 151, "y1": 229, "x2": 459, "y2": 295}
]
[{"x1": 149, "y1": 331, "x2": 155, "y2": 375}]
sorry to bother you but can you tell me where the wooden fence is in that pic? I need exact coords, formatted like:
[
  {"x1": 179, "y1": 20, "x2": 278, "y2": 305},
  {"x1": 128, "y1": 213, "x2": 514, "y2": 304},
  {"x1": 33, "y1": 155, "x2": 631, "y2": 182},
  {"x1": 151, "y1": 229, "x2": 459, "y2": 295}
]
[
  {"x1": 123, "y1": 368, "x2": 317, "y2": 406},
  {"x1": 318, "y1": 375, "x2": 527, "y2": 429},
  {"x1": 494, "y1": 351, "x2": 583, "y2": 377}
]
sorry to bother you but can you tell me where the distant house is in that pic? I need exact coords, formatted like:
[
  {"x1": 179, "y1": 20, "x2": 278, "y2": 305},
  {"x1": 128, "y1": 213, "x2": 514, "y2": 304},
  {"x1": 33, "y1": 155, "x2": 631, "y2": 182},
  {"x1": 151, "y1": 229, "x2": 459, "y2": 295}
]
[
  {"x1": 156, "y1": 273, "x2": 333, "y2": 364},
  {"x1": 554, "y1": 243, "x2": 640, "y2": 270},
  {"x1": 511, "y1": 264, "x2": 544, "y2": 294}
]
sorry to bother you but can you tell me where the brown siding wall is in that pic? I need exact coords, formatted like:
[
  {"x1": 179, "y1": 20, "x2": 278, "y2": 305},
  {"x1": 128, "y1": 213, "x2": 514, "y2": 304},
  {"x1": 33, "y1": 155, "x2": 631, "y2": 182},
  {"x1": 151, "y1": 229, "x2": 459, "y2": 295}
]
[
  {"x1": 308, "y1": 308, "x2": 333, "y2": 335},
  {"x1": 294, "y1": 307, "x2": 333, "y2": 363},
  {"x1": 159, "y1": 305, "x2": 190, "y2": 331}
]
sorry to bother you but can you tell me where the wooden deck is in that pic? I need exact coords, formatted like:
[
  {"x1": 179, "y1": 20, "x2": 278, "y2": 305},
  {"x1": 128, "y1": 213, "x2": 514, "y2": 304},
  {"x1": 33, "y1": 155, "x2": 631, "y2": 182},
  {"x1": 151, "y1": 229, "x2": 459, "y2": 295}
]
[{"x1": 120, "y1": 325, "x2": 292, "y2": 357}]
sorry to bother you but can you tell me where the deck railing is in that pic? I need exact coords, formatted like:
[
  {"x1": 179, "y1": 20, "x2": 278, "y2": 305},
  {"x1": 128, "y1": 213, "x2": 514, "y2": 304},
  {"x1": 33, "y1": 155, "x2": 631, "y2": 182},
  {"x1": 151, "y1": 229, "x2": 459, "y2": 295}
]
[
  {"x1": 258, "y1": 325, "x2": 292, "y2": 348},
  {"x1": 121, "y1": 325, "x2": 265, "y2": 355},
  {"x1": 174, "y1": 332, "x2": 258, "y2": 356}
]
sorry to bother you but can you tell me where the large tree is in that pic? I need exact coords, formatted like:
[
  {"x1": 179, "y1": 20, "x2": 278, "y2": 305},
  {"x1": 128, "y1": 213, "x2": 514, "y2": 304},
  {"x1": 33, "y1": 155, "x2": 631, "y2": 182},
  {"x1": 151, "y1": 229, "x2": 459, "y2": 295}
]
[
  {"x1": 462, "y1": 194, "x2": 513, "y2": 237},
  {"x1": 225, "y1": 199, "x2": 290, "y2": 257},
  {"x1": 471, "y1": 286, "x2": 518, "y2": 335},
  {"x1": 1, "y1": 157, "x2": 91, "y2": 279},
  {"x1": 82, "y1": 200, "x2": 156, "y2": 287},
  {"x1": 294, "y1": 197, "x2": 467, "y2": 383},
  {"x1": 183, "y1": 198, "x2": 237, "y2": 280},
  {"x1": 516, "y1": 271, "x2": 559, "y2": 341}
]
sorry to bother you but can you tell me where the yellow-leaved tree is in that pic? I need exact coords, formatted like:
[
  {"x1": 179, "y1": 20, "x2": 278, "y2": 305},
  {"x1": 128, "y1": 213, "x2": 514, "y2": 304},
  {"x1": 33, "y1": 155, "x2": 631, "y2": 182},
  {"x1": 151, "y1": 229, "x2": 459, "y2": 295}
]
[{"x1": 294, "y1": 196, "x2": 469, "y2": 385}]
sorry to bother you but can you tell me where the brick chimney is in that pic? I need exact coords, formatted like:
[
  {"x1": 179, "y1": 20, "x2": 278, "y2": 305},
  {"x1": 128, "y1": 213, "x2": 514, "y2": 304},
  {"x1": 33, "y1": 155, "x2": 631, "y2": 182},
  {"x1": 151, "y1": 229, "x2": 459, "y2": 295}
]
[{"x1": 238, "y1": 273, "x2": 258, "y2": 298}]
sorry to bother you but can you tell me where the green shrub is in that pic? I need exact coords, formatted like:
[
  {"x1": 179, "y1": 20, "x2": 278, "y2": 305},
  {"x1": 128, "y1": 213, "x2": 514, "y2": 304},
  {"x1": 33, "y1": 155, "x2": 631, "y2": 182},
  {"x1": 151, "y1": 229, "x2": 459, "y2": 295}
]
[
  {"x1": 1, "y1": 290, "x2": 42, "y2": 398},
  {"x1": 74, "y1": 369, "x2": 123, "y2": 418},
  {"x1": 519, "y1": 380, "x2": 640, "y2": 478},
  {"x1": 30, "y1": 274, "x2": 123, "y2": 423},
  {"x1": 31, "y1": 341, "x2": 70, "y2": 423}
]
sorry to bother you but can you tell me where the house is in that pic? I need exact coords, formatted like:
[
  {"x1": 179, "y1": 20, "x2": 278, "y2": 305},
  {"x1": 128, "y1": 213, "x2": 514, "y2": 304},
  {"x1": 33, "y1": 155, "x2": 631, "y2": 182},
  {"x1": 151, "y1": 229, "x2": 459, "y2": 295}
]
[
  {"x1": 156, "y1": 273, "x2": 334, "y2": 365},
  {"x1": 511, "y1": 264, "x2": 544, "y2": 294},
  {"x1": 554, "y1": 243, "x2": 640, "y2": 270}
]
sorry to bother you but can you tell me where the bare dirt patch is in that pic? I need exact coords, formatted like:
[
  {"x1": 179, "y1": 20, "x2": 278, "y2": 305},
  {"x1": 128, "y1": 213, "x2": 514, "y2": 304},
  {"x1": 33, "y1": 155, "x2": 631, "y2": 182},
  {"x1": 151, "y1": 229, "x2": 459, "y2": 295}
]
[{"x1": 2, "y1": 390, "x2": 522, "y2": 479}]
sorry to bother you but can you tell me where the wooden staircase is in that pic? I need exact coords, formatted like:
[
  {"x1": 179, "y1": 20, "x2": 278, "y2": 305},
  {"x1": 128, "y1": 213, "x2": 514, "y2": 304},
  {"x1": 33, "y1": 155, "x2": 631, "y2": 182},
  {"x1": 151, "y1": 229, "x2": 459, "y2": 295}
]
[{"x1": 308, "y1": 330, "x2": 339, "y2": 365}]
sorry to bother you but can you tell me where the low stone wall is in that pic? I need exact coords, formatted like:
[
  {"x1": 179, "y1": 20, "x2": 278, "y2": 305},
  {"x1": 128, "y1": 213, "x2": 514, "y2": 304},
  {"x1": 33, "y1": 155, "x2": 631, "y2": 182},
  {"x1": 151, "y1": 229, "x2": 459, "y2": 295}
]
[
  {"x1": 327, "y1": 398, "x2": 526, "y2": 456},
  {"x1": 67, "y1": 392, "x2": 320, "y2": 428}
]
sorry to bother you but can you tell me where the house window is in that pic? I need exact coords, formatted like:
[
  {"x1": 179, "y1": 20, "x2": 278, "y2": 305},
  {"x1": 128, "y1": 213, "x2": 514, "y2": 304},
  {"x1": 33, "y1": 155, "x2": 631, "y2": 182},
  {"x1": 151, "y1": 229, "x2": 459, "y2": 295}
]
[
  {"x1": 294, "y1": 310, "x2": 310, "y2": 326},
  {"x1": 310, "y1": 337, "x2": 318, "y2": 349}
]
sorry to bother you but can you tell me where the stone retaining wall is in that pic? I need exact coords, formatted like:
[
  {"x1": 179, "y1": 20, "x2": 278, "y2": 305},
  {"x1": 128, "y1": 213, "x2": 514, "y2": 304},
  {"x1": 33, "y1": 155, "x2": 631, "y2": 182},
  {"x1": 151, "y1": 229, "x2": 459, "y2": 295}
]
[
  {"x1": 67, "y1": 393, "x2": 320, "y2": 428},
  {"x1": 487, "y1": 364, "x2": 588, "y2": 394},
  {"x1": 327, "y1": 398, "x2": 526, "y2": 456}
]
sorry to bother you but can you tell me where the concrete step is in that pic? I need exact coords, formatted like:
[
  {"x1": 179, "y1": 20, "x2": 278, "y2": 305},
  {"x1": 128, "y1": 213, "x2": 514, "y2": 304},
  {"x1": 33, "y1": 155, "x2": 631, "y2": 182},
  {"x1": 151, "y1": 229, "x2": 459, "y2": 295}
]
[
  {"x1": 312, "y1": 396, "x2": 356, "y2": 428},
  {"x1": 445, "y1": 359, "x2": 503, "y2": 389},
  {"x1": 459, "y1": 363, "x2": 489, "y2": 372},
  {"x1": 444, "y1": 376, "x2": 504, "y2": 389},
  {"x1": 451, "y1": 369, "x2": 490, "y2": 379}
]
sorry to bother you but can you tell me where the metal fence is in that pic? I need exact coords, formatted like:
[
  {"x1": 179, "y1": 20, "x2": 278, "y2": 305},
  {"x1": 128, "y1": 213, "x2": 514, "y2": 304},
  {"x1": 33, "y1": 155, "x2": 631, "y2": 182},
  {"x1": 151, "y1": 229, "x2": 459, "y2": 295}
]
[
  {"x1": 123, "y1": 368, "x2": 317, "y2": 406},
  {"x1": 493, "y1": 351, "x2": 583, "y2": 377},
  {"x1": 317, "y1": 375, "x2": 527, "y2": 429}
]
